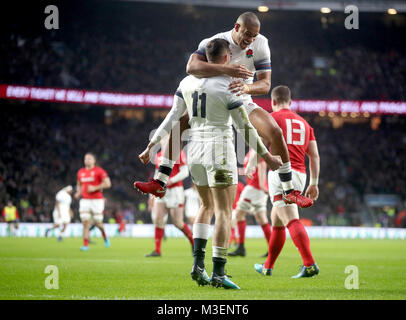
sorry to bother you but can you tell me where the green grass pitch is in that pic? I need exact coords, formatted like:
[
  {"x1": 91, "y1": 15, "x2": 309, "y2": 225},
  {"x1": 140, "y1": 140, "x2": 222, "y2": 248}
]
[{"x1": 0, "y1": 237, "x2": 405, "y2": 300}]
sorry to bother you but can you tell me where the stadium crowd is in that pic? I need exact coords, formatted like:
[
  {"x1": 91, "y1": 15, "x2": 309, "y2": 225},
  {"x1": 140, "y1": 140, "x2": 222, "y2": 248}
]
[
  {"x1": 1, "y1": 3, "x2": 405, "y2": 100},
  {"x1": 1, "y1": 2, "x2": 406, "y2": 227},
  {"x1": 0, "y1": 103, "x2": 405, "y2": 226}
]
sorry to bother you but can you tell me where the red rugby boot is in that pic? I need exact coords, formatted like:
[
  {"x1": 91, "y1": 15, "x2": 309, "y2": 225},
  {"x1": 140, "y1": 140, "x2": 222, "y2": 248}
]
[
  {"x1": 283, "y1": 190, "x2": 313, "y2": 208},
  {"x1": 134, "y1": 178, "x2": 166, "y2": 198}
]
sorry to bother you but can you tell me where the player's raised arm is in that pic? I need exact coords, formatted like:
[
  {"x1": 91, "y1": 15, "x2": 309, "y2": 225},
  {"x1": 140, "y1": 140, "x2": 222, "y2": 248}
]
[
  {"x1": 186, "y1": 52, "x2": 253, "y2": 79},
  {"x1": 229, "y1": 104, "x2": 282, "y2": 171},
  {"x1": 305, "y1": 140, "x2": 320, "y2": 201},
  {"x1": 139, "y1": 89, "x2": 187, "y2": 164}
]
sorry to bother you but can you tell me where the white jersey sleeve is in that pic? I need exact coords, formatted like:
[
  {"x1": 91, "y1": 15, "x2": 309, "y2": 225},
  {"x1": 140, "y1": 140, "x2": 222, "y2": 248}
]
[
  {"x1": 253, "y1": 35, "x2": 272, "y2": 75},
  {"x1": 194, "y1": 37, "x2": 210, "y2": 58},
  {"x1": 150, "y1": 87, "x2": 187, "y2": 145}
]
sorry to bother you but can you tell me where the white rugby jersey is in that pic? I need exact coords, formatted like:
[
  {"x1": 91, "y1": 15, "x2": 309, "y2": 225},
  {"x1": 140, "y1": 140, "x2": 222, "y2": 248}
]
[
  {"x1": 55, "y1": 189, "x2": 72, "y2": 213},
  {"x1": 177, "y1": 75, "x2": 244, "y2": 140},
  {"x1": 194, "y1": 30, "x2": 272, "y2": 86}
]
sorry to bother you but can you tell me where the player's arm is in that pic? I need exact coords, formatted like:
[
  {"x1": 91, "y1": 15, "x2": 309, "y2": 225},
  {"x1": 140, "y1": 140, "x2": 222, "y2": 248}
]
[
  {"x1": 305, "y1": 140, "x2": 320, "y2": 201},
  {"x1": 167, "y1": 165, "x2": 189, "y2": 187},
  {"x1": 186, "y1": 53, "x2": 253, "y2": 79},
  {"x1": 229, "y1": 71, "x2": 271, "y2": 96},
  {"x1": 74, "y1": 180, "x2": 81, "y2": 199},
  {"x1": 257, "y1": 160, "x2": 268, "y2": 193},
  {"x1": 56, "y1": 202, "x2": 61, "y2": 218},
  {"x1": 88, "y1": 177, "x2": 112, "y2": 193},
  {"x1": 230, "y1": 104, "x2": 282, "y2": 171},
  {"x1": 139, "y1": 92, "x2": 187, "y2": 165},
  {"x1": 69, "y1": 208, "x2": 73, "y2": 218},
  {"x1": 244, "y1": 149, "x2": 257, "y2": 179}
]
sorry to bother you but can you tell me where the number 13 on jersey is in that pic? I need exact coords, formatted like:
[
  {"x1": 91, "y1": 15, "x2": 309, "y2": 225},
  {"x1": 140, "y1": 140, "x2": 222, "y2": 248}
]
[{"x1": 286, "y1": 119, "x2": 305, "y2": 145}]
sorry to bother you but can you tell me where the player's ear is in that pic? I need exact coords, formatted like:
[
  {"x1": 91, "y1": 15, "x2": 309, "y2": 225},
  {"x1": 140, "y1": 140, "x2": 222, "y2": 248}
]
[{"x1": 234, "y1": 23, "x2": 240, "y2": 32}]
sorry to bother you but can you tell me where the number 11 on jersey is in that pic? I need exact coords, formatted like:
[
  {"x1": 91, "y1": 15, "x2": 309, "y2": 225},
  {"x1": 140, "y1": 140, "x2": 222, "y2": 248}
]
[{"x1": 192, "y1": 91, "x2": 206, "y2": 118}]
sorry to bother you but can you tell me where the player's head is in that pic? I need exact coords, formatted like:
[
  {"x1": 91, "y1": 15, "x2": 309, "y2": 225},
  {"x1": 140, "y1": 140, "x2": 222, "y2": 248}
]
[
  {"x1": 233, "y1": 12, "x2": 260, "y2": 50},
  {"x1": 84, "y1": 152, "x2": 97, "y2": 169},
  {"x1": 206, "y1": 38, "x2": 231, "y2": 64},
  {"x1": 271, "y1": 85, "x2": 291, "y2": 111},
  {"x1": 7, "y1": 200, "x2": 12, "y2": 207}
]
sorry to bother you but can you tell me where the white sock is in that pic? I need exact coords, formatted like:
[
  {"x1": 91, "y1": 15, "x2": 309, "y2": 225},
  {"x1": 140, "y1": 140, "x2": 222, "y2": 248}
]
[
  {"x1": 212, "y1": 246, "x2": 228, "y2": 259},
  {"x1": 193, "y1": 223, "x2": 210, "y2": 240},
  {"x1": 277, "y1": 162, "x2": 294, "y2": 191}
]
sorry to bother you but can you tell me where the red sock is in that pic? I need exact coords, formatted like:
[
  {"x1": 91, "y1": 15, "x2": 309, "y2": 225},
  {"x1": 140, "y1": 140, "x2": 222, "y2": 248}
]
[
  {"x1": 287, "y1": 219, "x2": 315, "y2": 267},
  {"x1": 84, "y1": 238, "x2": 89, "y2": 247},
  {"x1": 261, "y1": 223, "x2": 272, "y2": 243},
  {"x1": 237, "y1": 220, "x2": 246, "y2": 245},
  {"x1": 100, "y1": 229, "x2": 107, "y2": 240},
  {"x1": 229, "y1": 227, "x2": 236, "y2": 245},
  {"x1": 155, "y1": 227, "x2": 165, "y2": 254},
  {"x1": 264, "y1": 226, "x2": 286, "y2": 269},
  {"x1": 181, "y1": 223, "x2": 194, "y2": 246}
]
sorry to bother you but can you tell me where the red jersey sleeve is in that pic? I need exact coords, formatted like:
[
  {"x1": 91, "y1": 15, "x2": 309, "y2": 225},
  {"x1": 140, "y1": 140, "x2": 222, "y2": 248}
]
[{"x1": 97, "y1": 167, "x2": 108, "y2": 180}]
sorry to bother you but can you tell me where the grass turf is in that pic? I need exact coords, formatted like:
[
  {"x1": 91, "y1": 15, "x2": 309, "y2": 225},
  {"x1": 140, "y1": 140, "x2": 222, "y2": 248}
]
[{"x1": 0, "y1": 237, "x2": 405, "y2": 300}]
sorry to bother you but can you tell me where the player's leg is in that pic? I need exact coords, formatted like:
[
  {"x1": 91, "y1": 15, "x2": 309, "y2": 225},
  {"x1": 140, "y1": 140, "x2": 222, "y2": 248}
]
[
  {"x1": 45, "y1": 223, "x2": 60, "y2": 237},
  {"x1": 210, "y1": 184, "x2": 240, "y2": 289},
  {"x1": 248, "y1": 107, "x2": 312, "y2": 208},
  {"x1": 134, "y1": 113, "x2": 190, "y2": 197},
  {"x1": 79, "y1": 199, "x2": 91, "y2": 250},
  {"x1": 146, "y1": 200, "x2": 167, "y2": 257},
  {"x1": 58, "y1": 223, "x2": 67, "y2": 242},
  {"x1": 92, "y1": 199, "x2": 109, "y2": 248},
  {"x1": 228, "y1": 209, "x2": 247, "y2": 257},
  {"x1": 191, "y1": 184, "x2": 214, "y2": 286},
  {"x1": 255, "y1": 206, "x2": 286, "y2": 276},
  {"x1": 254, "y1": 209, "x2": 272, "y2": 256},
  {"x1": 169, "y1": 206, "x2": 194, "y2": 248},
  {"x1": 229, "y1": 210, "x2": 237, "y2": 246}
]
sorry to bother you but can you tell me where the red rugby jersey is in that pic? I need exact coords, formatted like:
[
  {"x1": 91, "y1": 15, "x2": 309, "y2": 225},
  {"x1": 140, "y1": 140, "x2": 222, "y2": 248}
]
[
  {"x1": 270, "y1": 109, "x2": 316, "y2": 173},
  {"x1": 77, "y1": 166, "x2": 109, "y2": 199}
]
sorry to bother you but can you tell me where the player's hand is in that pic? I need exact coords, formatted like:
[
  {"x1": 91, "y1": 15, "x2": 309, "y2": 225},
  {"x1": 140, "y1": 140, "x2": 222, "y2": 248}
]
[
  {"x1": 74, "y1": 192, "x2": 81, "y2": 200},
  {"x1": 229, "y1": 80, "x2": 249, "y2": 96},
  {"x1": 305, "y1": 184, "x2": 319, "y2": 201},
  {"x1": 263, "y1": 153, "x2": 283, "y2": 171},
  {"x1": 225, "y1": 64, "x2": 254, "y2": 79},
  {"x1": 87, "y1": 185, "x2": 98, "y2": 193},
  {"x1": 139, "y1": 146, "x2": 152, "y2": 165}
]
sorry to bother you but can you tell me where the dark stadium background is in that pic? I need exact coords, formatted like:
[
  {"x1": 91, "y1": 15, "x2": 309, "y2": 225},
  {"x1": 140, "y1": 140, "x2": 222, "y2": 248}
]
[{"x1": 1, "y1": 0, "x2": 405, "y2": 228}]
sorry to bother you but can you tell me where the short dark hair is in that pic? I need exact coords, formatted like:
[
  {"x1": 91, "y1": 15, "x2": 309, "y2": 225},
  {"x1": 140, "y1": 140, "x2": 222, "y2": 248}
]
[
  {"x1": 271, "y1": 85, "x2": 291, "y2": 105},
  {"x1": 206, "y1": 38, "x2": 230, "y2": 63}
]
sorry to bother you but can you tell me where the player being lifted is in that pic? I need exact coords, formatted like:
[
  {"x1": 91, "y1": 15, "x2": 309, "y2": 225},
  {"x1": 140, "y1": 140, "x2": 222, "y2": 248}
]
[
  {"x1": 255, "y1": 86, "x2": 320, "y2": 278},
  {"x1": 134, "y1": 12, "x2": 313, "y2": 209},
  {"x1": 75, "y1": 152, "x2": 112, "y2": 251},
  {"x1": 135, "y1": 38, "x2": 283, "y2": 289},
  {"x1": 45, "y1": 185, "x2": 73, "y2": 241},
  {"x1": 229, "y1": 148, "x2": 272, "y2": 257},
  {"x1": 145, "y1": 149, "x2": 193, "y2": 257}
]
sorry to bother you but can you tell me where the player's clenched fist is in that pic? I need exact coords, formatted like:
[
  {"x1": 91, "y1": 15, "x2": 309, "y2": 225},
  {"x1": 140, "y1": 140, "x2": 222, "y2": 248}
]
[
  {"x1": 139, "y1": 146, "x2": 153, "y2": 164},
  {"x1": 305, "y1": 184, "x2": 319, "y2": 201},
  {"x1": 225, "y1": 64, "x2": 254, "y2": 79}
]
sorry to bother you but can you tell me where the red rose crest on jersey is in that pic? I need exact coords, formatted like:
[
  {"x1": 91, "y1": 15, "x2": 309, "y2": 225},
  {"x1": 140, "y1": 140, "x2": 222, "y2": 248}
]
[{"x1": 246, "y1": 49, "x2": 253, "y2": 58}]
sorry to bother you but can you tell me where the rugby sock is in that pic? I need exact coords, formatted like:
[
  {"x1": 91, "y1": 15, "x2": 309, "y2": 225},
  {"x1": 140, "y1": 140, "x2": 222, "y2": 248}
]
[
  {"x1": 193, "y1": 223, "x2": 210, "y2": 269},
  {"x1": 181, "y1": 223, "x2": 194, "y2": 246},
  {"x1": 83, "y1": 238, "x2": 89, "y2": 247},
  {"x1": 287, "y1": 219, "x2": 315, "y2": 267},
  {"x1": 237, "y1": 220, "x2": 246, "y2": 245},
  {"x1": 229, "y1": 227, "x2": 236, "y2": 245},
  {"x1": 100, "y1": 229, "x2": 107, "y2": 240},
  {"x1": 264, "y1": 226, "x2": 286, "y2": 269},
  {"x1": 155, "y1": 227, "x2": 165, "y2": 254},
  {"x1": 156, "y1": 158, "x2": 176, "y2": 187},
  {"x1": 261, "y1": 223, "x2": 272, "y2": 243},
  {"x1": 212, "y1": 246, "x2": 228, "y2": 276},
  {"x1": 277, "y1": 162, "x2": 294, "y2": 194}
]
